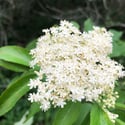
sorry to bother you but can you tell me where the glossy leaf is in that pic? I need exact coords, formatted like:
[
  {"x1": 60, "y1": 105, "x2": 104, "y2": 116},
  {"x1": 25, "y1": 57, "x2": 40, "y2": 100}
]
[
  {"x1": 80, "y1": 112, "x2": 90, "y2": 125},
  {"x1": 52, "y1": 102, "x2": 83, "y2": 125},
  {"x1": 90, "y1": 103, "x2": 113, "y2": 125},
  {"x1": 116, "y1": 119, "x2": 125, "y2": 125},
  {"x1": 25, "y1": 102, "x2": 40, "y2": 122},
  {"x1": 0, "y1": 60, "x2": 29, "y2": 72},
  {"x1": 71, "y1": 21, "x2": 80, "y2": 29},
  {"x1": 110, "y1": 40, "x2": 125, "y2": 57},
  {"x1": 109, "y1": 29, "x2": 125, "y2": 57},
  {"x1": 110, "y1": 30, "x2": 123, "y2": 42},
  {"x1": 115, "y1": 103, "x2": 125, "y2": 111},
  {"x1": 84, "y1": 18, "x2": 93, "y2": 32},
  {"x1": 26, "y1": 39, "x2": 37, "y2": 50},
  {"x1": 115, "y1": 83, "x2": 125, "y2": 104},
  {"x1": 114, "y1": 110, "x2": 125, "y2": 123},
  {"x1": 74, "y1": 103, "x2": 92, "y2": 125},
  {"x1": 0, "y1": 71, "x2": 36, "y2": 116},
  {"x1": 0, "y1": 46, "x2": 31, "y2": 66},
  {"x1": 14, "y1": 111, "x2": 33, "y2": 125}
]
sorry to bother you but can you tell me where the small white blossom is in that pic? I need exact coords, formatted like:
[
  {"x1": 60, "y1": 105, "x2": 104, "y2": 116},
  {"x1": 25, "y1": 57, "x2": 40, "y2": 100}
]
[
  {"x1": 28, "y1": 20, "x2": 124, "y2": 122},
  {"x1": 105, "y1": 110, "x2": 119, "y2": 123}
]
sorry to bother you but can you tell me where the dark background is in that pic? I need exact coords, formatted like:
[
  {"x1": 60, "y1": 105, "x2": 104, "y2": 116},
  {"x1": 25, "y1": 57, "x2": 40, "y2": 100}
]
[{"x1": 0, "y1": 0, "x2": 125, "y2": 46}]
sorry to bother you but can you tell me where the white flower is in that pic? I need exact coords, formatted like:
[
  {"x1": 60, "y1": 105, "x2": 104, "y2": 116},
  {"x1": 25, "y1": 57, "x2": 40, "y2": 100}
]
[
  {"x1": 28, "y1": 20, "x2": 124, "y2": 122},
  {"x1": 105, "y1": 110, "x2": 119, "y2": 123}
]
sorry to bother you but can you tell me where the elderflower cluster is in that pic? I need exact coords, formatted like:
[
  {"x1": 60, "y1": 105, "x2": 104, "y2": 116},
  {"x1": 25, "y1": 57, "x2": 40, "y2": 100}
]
[{"x1": 28, "y1": 20, "x2": 124, "y2": 122}]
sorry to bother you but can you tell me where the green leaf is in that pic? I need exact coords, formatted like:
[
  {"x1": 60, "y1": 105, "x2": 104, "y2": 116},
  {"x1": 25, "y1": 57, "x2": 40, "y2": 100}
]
[
  {"x1": 90, "y1": 103, "x2": 113, "y2": 125},
  {"x1": 113, "y1": 109, "x2": 125, "y2": 123},
  {"x1": 115, "y1": 83, "x2": 125, "y2": 104},
  {"x1": 14, "y1": 111, "x2": 33, "y2": 125},
  {"x1": 110, "y1": 30, "x2": 123, "y2": 42},
  {"x1": 26, "y1": 39, "x2": 37, "y2": 50},
  {"x1": 0, "y1": 71, "x2": 36, "y2": 116},
  {"x1": 81, "y1": 112, "x2": 90, "y2": 125},
  {"x1": 25, "y1": 102, "x2": 40, "y2": 122},
  {"x1": 114, "y1": 86, "x2": 125, "y2": 122},
  {"x1": 74, "y1": 103, "x2": 92, "y2": 125},
  {"x1": 0, "y1": 60, "x2": 29, "y2": 72},
  {"x1": 84, "y1": 18, "x2": 93, "y2": 32},
  {"x1": 52, "y1": 102, "x2": 83, "y2": 125},
  {"x1": 116, "y1": 119, "x2": 125, "y2": 125},
  {"x1": 0, "y1": 46, "x2": 31, "y2": 66},
  {"x1": 115, "y1": 103, "x2": 125, "y2": 111},
  {"x1": 71, "y1": 21, "x2": 80, "y2": 29},
  {"x1": 110, "y1": 40, "x2": 125, "y2": 57}
]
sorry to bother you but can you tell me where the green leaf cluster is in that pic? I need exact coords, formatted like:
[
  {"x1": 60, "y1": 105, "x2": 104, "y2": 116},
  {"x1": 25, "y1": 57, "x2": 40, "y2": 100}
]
[{"x1": 0, "y1": 45, "x2": 36, "y2": 117}]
